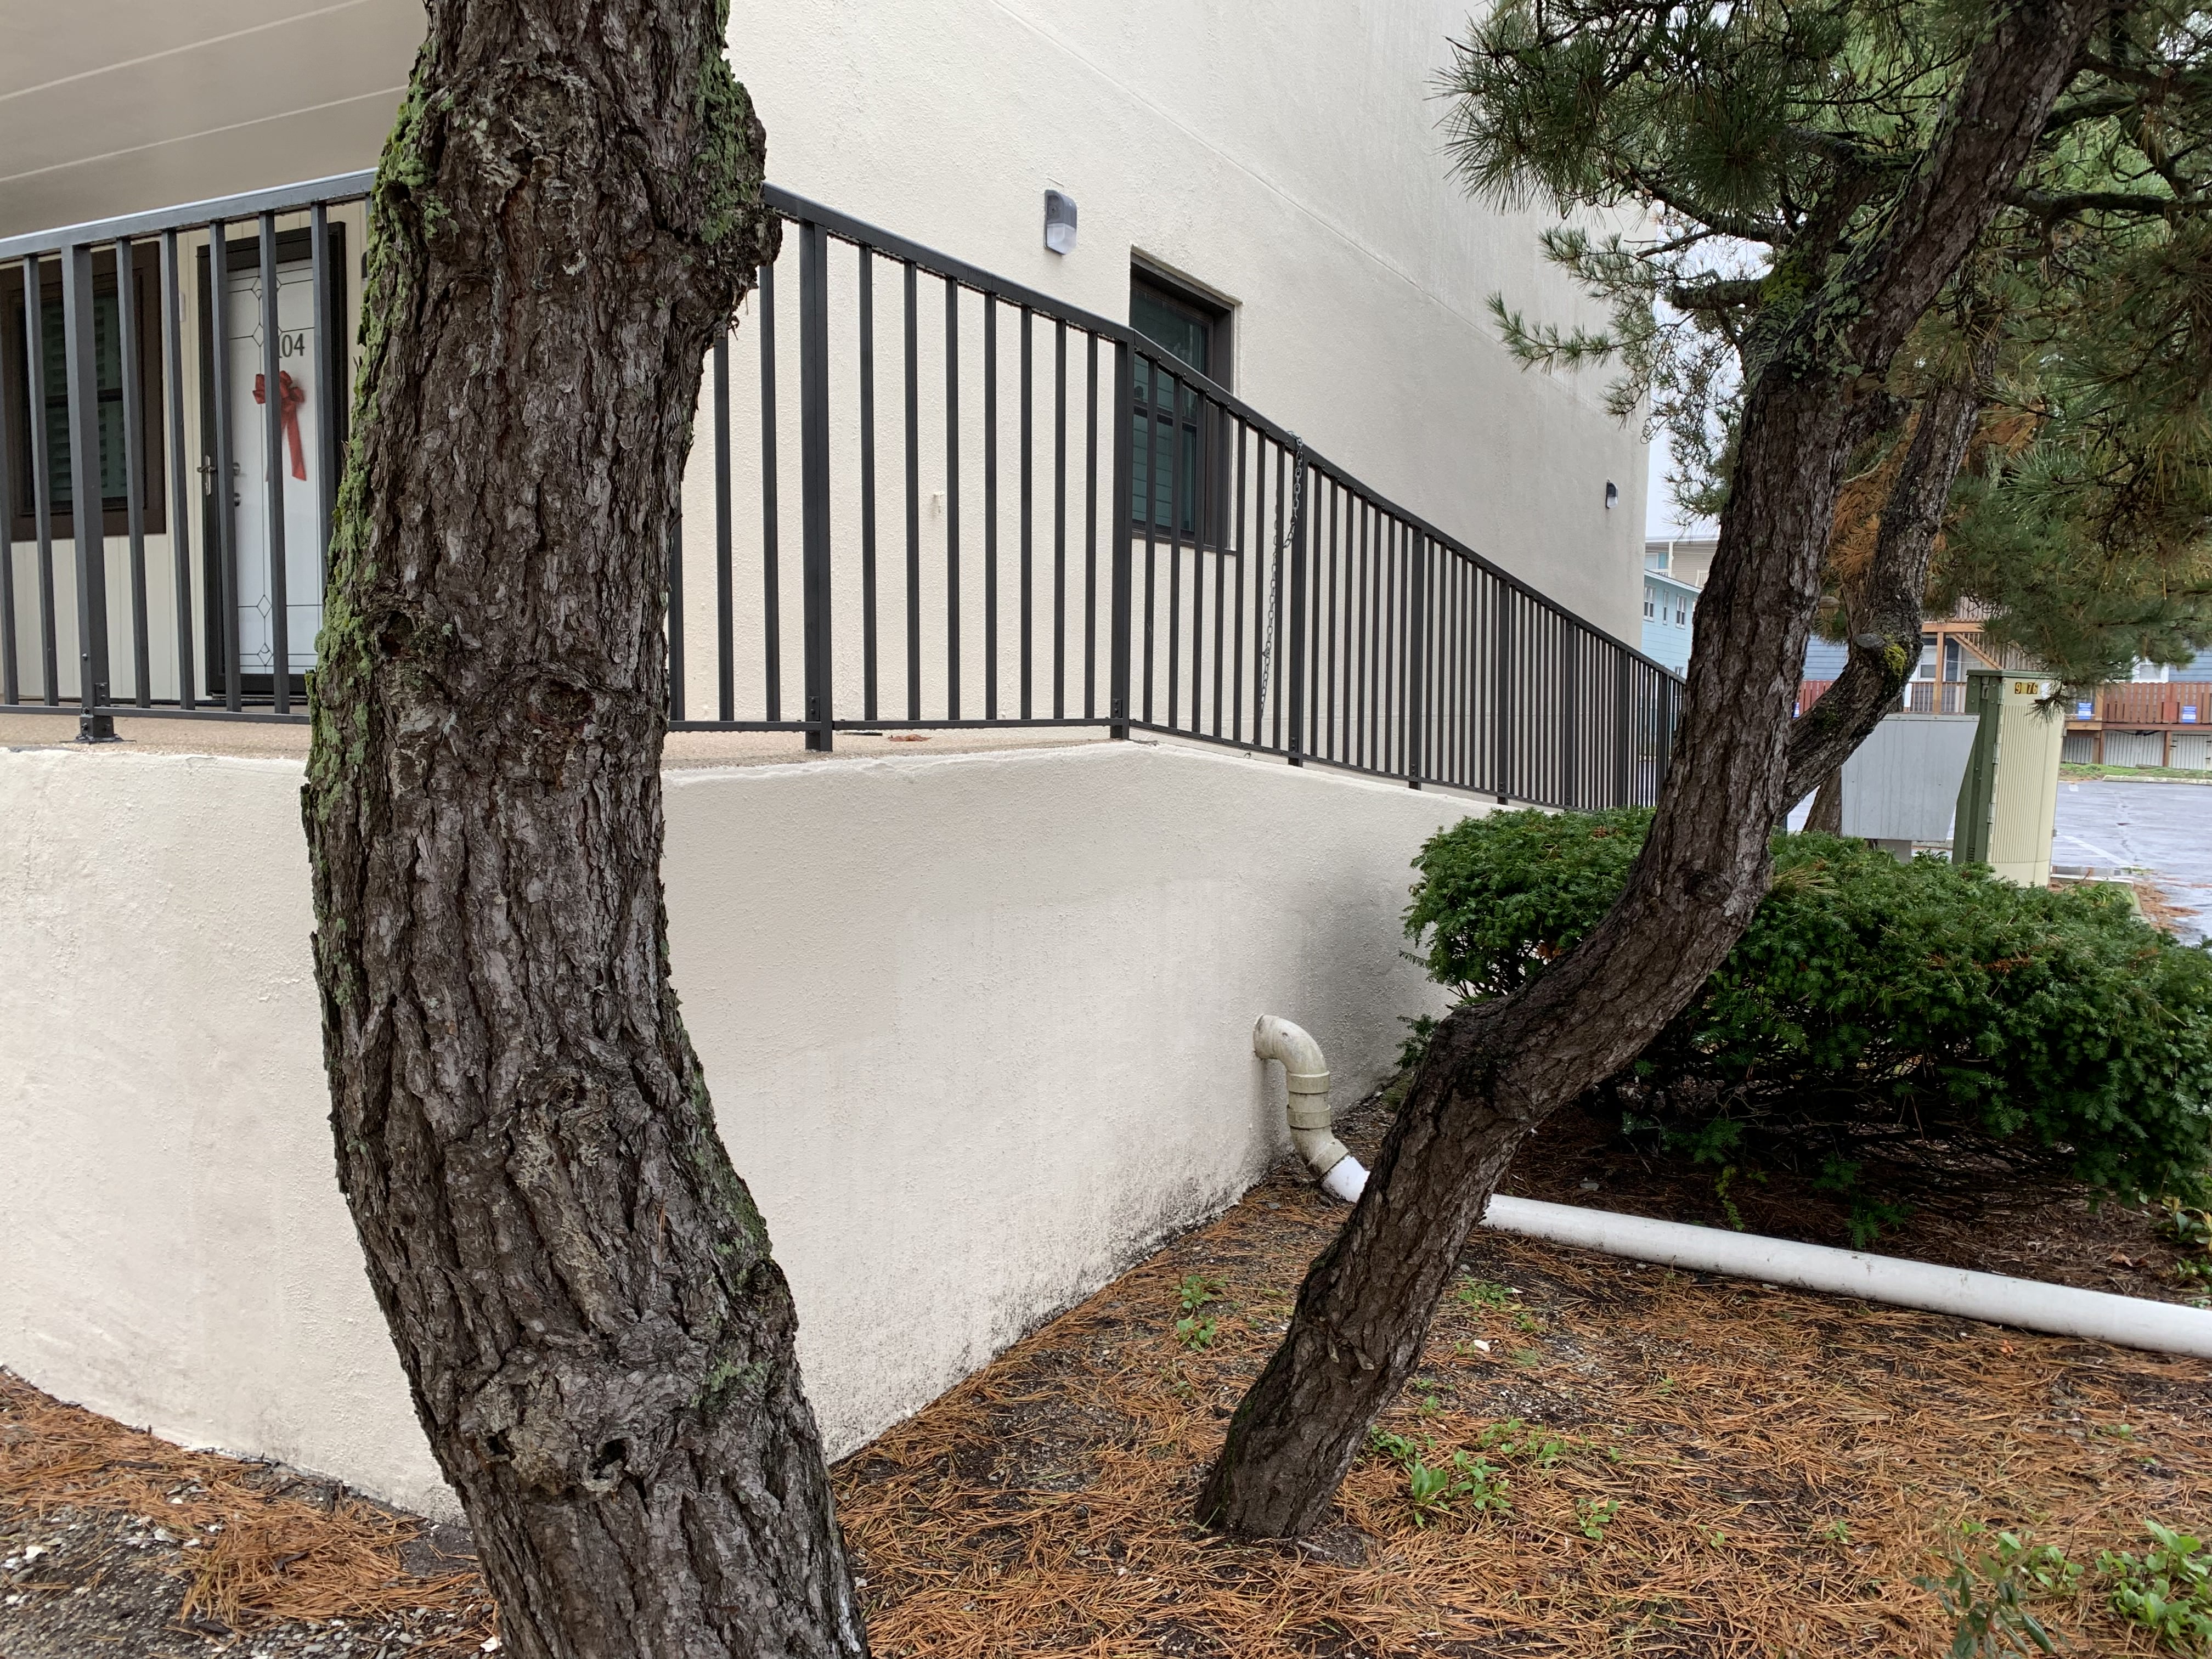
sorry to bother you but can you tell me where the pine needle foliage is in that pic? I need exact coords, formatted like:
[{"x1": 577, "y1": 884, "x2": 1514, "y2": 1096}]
[{"x1": 1441, "y1": 1, "x2": 2212, "y2": 684}]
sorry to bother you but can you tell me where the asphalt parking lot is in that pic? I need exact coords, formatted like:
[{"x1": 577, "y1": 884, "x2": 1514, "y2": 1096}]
[{"x1": 2054, "y1": 779, "x2": 2211, "y2": 945}]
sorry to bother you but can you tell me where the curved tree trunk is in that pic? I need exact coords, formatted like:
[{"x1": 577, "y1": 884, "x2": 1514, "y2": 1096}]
[
  {"x1": 1785, "y1": 370, "x2": 1991, "y2": 811},
  {"x1": 1195, "y1": 0, "x2": 2103, "y2": 1540},
  {"x1": 301, "y1": 6, "x2": 866, "y2": 1656}
]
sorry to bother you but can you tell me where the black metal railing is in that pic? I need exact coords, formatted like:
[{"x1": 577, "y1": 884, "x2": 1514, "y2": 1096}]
[{"x1": 0, "y1": 173, "x2": 1679, "y2": 807}]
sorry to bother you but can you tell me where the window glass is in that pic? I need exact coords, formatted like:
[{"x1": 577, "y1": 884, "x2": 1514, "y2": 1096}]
[{"x1": 1128, "y1": 274, "x2": 1226, "y2": 535}]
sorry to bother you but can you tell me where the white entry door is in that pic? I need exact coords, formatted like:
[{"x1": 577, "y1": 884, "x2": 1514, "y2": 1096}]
[{"x1": 222, "y1": 257, "x2": 327, "y2": 679}]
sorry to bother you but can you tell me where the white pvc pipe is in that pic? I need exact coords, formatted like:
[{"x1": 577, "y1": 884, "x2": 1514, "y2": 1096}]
[
  {"x1": 1252, "y1": 1015, "x2": 1369, "y2": 1203},
  {"x1": 1482, "y1": 1193, "x2": 2212, "y2": 1361},
  {"x1": 1246, "y1": 1017, "x2": 2210, "y2": 1358}
]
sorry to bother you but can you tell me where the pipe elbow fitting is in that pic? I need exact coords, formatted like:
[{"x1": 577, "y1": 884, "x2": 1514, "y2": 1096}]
[{"x1": 1253, "y1": 1015, "x2": 1368, "y2": 1203}]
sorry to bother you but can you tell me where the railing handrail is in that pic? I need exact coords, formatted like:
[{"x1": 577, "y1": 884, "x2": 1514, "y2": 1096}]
[{"x1": 0, "y1": 171, "x2": 376, "y2": 261}]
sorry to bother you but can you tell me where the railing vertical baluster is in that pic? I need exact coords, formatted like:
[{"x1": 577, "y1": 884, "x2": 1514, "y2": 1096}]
[
  {"x1": 1052, "y1": 318, "x2": 1066, "y2": 720},
  {"x1": 1109, "y1": 339, "x2": 1133, "y2": 740},
  {"x1": 799, "y1": 218, "x2": 832, "y2": 752},
  {"x1": 1285, "y1": 444, "x2": 1308, "y2": 764},
  {"x1": 981, "y1": 295, "x2": 997, "y2": 716},
  {"x1": 714, "y1": 332, "x2": 734, "y2": 721},
  {"x1": 61, "y1": 243, "x2": 115, "y2": 738},
  {"x1": 258, "y1": 213, "x2": 289, "y2": 715},
  {"x1": 904, "y1": 261, "x2": 921, "y2": 721},
  {"x1": 0, "y1": 259, "x2": 18, "y2": 706},
  {"x1": 1193, "y1": 396, "x2": 1211, "y2": 733},
  {"x1": 115, "y1": 238, "x2": 150, "y2": 706},
  {"x1": 1563, "y1": 624, "x2": 1581, "y2": 808},
  {"x1": 310, "y1": 205, "x2": 336, "y2": 589},
  {"x1": 1084, "y1": 332, "x2": 1098, "y2": 720},
  {"x1": 1613, "y1": 649, "x2": 1632, "y2": 806},
  {"x1": 1141, "y1": 359, "x2": 1161, "y2": 724},
  {"x1": 208, "y1": 221, "x2": 242, "y2": 710},
  {"x1": 857, "y1": 251, "x2": 878, "y2": 724},
  {"x1": 24, "y1": 255, "x2": 60, "y2": 705},
  {"x1": 667, "y1": 505, "x2": 685, "y2": 720},
  {"x1": 945, "y1": 276, "x2": 961, "y2": 720},
  {"x1": 1408, "y1": 528, "x2": 1427, "y2": 788},
  {"x1": 758, "y1": 257, "x2": 781, "y2": 722},
  {"x1": 1019, "y1": 307, "x2": 1034, "y2": 720},
  {"x1": 1229, "y1": 421, "x2": 1246, "y2": 741},
  {"x1": 1323, "y1": 480, "x2": 1339, "y2": 761},
  {"x1": 1211, "y1": 409, "x2": 1228, "y2": 737},
  {"x1": 1165, "y1": 374, "x2": 1184, "y2": 731},
  {"x1": 1493, "y1": 585, "x2": 1515, "y2": 802},
  {"x1": 160, "y1": 230, "x2": 194, "y2": 709},
  {"x1": 1274, "y1": 444, "x2": 1291, "y2": 752}
]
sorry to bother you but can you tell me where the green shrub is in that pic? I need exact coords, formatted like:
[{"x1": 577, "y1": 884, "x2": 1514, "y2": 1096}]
[{"x1": 1403, "y1": 810, "x2": 2212, "y2": 1209}]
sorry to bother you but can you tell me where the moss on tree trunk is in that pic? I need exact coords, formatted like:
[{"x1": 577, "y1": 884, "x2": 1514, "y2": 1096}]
[{"x1": 301, "y1": 4, "x2": 865, "y2": 1654}]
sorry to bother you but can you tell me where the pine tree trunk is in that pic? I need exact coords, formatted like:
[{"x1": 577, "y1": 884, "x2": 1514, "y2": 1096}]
[
  {"x1": 1196, "y1": 0, "x2": 2106, "y2": 1540},
  {"x1": 300, "y1": 6, "x2": 866, "y2": 1655}
]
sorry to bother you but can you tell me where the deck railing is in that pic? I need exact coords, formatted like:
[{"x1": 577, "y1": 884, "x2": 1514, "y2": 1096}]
[{"x1": 1, "y1": 173, "x2": 1680, "y2": 808}]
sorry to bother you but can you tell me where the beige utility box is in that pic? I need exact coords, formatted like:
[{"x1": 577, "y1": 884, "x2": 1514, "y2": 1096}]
[{"x1": 1955, "y1": 672, "x2": 2067, "y2": 885}]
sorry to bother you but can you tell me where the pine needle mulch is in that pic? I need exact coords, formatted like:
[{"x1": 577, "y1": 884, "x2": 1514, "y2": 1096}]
[
  {"x1": 0, "y1": 1370, "x2": 495, "y2": 1650},
  {"x1": 831, "y1": 1155, "x2": 2212, "y2": 1659}
]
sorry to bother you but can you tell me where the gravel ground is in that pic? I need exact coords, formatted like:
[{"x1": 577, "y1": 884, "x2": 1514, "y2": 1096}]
[{"x1": 0, "y1": 1502, "x2": 487, "y2": 1658}]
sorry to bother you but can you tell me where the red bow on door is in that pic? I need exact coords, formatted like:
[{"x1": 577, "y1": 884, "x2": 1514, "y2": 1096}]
[{"x1": 252, "y1": 370, "x2": 308, "y2": 482}]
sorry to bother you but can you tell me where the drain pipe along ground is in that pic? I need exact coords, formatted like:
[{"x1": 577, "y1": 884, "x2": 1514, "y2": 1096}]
[{"x1": 1249, "y1": 1015, "x2": 2212, "y2": 1360}]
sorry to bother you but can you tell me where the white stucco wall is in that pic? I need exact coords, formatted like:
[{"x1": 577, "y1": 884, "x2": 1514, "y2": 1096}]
[{"x1": 0, "y1": 737, "x2": 1475, "y2": 1519}]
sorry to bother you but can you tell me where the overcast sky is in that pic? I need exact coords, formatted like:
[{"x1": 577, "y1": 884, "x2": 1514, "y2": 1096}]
[{"x1": 1645, "y1": 432, "x2": 1718, "y2": 541}]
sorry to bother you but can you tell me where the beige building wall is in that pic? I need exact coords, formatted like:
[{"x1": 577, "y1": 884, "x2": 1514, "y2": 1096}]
[
  {"x1": 4, "y1": 1, "x2": 1647, "y2": 653},
  {"x1": 0, "y1": 737, "x2": 1475, "y2": 1520}
]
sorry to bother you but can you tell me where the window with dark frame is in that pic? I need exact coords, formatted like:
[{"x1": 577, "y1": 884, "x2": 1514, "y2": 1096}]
[
  {"x1": 3, "y1": 244, "x2": 167, "y2": 543},
  {"x1": 1129, "y1": 263, "x2": 1231, "y2": 541}
]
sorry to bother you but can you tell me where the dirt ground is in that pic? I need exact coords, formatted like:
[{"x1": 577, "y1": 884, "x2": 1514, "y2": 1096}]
[{"x1": 5, "y1": 1107, "x2": 2208, "y2": 1658}]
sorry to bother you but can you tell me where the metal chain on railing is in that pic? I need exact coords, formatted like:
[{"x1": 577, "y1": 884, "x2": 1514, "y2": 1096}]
[{"x1": 1253, "y1": 438, "x2": 1307, "y2": 732}]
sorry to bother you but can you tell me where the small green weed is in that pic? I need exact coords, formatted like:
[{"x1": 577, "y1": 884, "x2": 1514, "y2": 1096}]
[
  {"x1": 1367, "y1": 1428, "x2": 1511, "y2": 1526},
  {"x1": 1173, "y1": 1316, "x2": 1217, "y2": 1351},
  {"x1": 1814, "y1": 1518, "x2": 1853, "y2": 1547},
  {"x1": 1576, "y1": 1497, "x2": 1620, "y2": 1542},
  {"x1": 1916, "y1": 1523, "x2": 2080, "y2": 1657},
  {"x1": 2100, "y1": 1520, "x2": 2212, "y2": 1653},
  {"x1": 1511, "y1": 1347, "x2": 1543, "y2": 1367},
  {"x1": 1455, "y1": 1278, "x2": 1517, "y2": 1310},
  {"x1": 1476, "y1": 1418, "x2": 1564, "y2": 1467},
  {"x1": 1177, "y1": 1273, "x2": 1226, "y2": 1313}
]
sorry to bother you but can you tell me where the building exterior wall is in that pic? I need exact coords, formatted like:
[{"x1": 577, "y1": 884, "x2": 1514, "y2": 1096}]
[
  {"x1": 3, "y1": 0, "x2": 1647, "y2": 646},
  {"x1": 1639, "y1": 569, "x2": 1697, "y2": 674},
  {"x1": 0, "y1": 737, "x2": 1471, "y2": 1520}
]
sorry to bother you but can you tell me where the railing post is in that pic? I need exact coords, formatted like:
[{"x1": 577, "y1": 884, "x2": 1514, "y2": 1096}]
[
  {"x1": 61, "y1": 244, "x2": 116, "y2": 742},
  {"x1": 1109, "y1": 338, "x2": 1134, "y2": 739},
  {"x1": 799, "y1": 218, "x2": 833, "y2": 751},
  {"x1": 1491, "y1": 589, "x2": 1514, "y2": 802},
  {"x1": 1284, "y1": 443, "x2": 1310, "y2": 765}
]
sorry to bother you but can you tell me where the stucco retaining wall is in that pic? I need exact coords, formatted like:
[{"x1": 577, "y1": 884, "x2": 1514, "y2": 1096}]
[{"x1": 0, "y1": 737, "x2": 1474, "y2": 1520}]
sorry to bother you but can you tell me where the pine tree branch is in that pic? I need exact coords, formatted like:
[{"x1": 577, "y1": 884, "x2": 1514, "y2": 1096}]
[
  {"x1": 2007, "y1": 187, "x2": 2212, "y2": 217},
  {"x1": 1664, "y1": 277, "x2": 1769, "y2": 313}
]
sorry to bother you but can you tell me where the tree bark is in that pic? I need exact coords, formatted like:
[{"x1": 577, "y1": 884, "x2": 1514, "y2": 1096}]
[
  {"x1": 1784, "y1": 371, "x2": 1990, "y2": 811},
  {"x1": 1196, "y1": 0, "x2": 2106, "y2": 1540},
  {"x1": 301, "y1": 6, "x2": 865, "y2": 1656}
]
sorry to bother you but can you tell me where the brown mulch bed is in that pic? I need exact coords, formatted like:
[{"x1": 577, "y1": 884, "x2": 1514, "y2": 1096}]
[
  {"x1": 0, "y1": 1372, "x2": 494, "y2": 1657},
  {"x1": 5, "y1": 1110, "x2": 2208, "y2": 1657}
]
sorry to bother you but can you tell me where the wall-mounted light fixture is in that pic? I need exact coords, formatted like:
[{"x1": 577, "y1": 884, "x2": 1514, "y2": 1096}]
[
  {"x1": 1043, "y1": 189, "x2": 1078, "y2": 255},
  {"x1": 1604, "y1": 481, "x2": 1619, "y2": 510}
]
